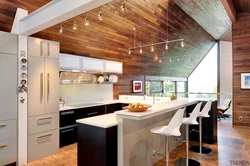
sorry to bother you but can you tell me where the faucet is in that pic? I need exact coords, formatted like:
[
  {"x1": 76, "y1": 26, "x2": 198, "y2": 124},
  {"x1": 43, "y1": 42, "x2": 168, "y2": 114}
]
[{"x1": 59, "y1": 97, "x2": 65, "y2": 107}]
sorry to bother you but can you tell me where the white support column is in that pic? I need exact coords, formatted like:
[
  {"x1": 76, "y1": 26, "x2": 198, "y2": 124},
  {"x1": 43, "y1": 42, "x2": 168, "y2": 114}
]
[
  {"x1": 18, "y1": 35, "x2": 28, "y2": 166},
  {"x1": 19, "y1": 0, "x2": 113, "y2": 36},
  {"x1": 11, "y1": 8, "x2": 28, "y2": 34}
]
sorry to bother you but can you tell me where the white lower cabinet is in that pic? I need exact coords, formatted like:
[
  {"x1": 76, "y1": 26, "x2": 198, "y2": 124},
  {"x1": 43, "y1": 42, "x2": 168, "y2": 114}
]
[
  {"x1": 28, "y1": 129, "x2": 59, "y2": 162},
  {"x1": 0, "y1": 139, "x2": 17, "y2": 166},
  {"x1": 0, "y1": 120, "x2": 17, "y2": 142},
  {"x1": 28, "y1": 113, "x2": 59, "y2": 135}
]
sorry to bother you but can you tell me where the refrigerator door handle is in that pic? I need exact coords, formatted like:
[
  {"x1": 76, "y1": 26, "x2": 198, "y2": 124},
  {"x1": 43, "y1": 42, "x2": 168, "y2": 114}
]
[
  {"x1": 40, "y1": 41, "x2": 43, "y2": 56},
  {"x1": 47, "y1": 73, "x2": 50, "y2": 103},
  {"x1": 40, "y1": 73, "x2": 43, "y2": 104},
  {"x1": 47, "y1": 43, "x2": 50, "y2": 57}
]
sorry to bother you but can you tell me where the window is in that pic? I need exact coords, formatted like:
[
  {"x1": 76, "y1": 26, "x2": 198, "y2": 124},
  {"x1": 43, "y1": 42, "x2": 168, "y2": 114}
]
[
  {"x1": 163, "y1": 81, "x2": 175, "y2": 95},
  {"x1": 177, "y1": 82, "x2": 186, "y2": 98}
]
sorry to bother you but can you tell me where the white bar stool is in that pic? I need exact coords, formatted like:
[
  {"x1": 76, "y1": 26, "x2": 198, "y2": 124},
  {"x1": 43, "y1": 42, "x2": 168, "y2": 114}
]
[
  {"x1": 190, "y1": 100, "x2": 212, "y2": 154},
  {"x1": 174, "y1": 102, "x2": 202, "y2": 166},
  {"x1": 150, "y1": 108, "x2": 186, "y2": 166}
]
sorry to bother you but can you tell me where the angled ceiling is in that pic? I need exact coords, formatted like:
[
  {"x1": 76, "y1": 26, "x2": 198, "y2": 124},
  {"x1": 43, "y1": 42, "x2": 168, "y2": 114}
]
[
  {"x1": 173, "y1": 0, "x2": 232, "y2": 41},
  {"x1": 0, "y1": 0, "x2": 226, "y2": 77}
]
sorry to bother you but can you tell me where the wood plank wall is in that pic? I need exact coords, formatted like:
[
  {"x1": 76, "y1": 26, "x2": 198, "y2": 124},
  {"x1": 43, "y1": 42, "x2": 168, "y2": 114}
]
[
  {"x1": 232, "y1": 13, "x2": 250, "y2": 127},
  {"x1": 113, "y1": 74, "x2": 145, "y2": 99}
]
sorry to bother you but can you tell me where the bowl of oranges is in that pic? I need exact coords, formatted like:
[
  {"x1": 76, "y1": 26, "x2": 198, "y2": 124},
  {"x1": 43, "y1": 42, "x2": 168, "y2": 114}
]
[{"x1": 123, "y1": 102, "x2": 152, "y2": 112}]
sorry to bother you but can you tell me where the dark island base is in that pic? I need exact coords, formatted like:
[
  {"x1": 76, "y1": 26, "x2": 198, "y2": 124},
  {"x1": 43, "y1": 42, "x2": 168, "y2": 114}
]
[
  {"x1": 190, "y1": 145, "x2": 212, "y2": 154},
  {"x1": 174, "y1": 158, "x2": 201, "y2": 166},
  {"x1": 77, "y1": 123, "x2": 117, "y2": 166}
]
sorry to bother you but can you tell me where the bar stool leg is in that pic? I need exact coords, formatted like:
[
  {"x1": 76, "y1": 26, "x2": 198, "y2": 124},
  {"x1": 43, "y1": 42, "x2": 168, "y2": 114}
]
[
  {"x1": 166, "y1": 136, "x2": 169, "y2": 166},
  {"x1": 174, "y1": 124, "x2": 201, "y2": 166},
  {"x1": 190, "y1": 117, "x2": 212, "y2": 154}
]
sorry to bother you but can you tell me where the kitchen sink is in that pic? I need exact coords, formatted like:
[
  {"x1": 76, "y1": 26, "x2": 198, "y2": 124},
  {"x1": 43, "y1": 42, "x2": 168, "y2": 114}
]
[{"x1": 66, "y1": 102, "x2": 103, "y2": 107}]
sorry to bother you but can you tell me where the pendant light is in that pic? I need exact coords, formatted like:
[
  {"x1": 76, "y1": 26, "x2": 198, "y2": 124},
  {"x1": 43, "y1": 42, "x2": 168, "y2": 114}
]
[
  {"x1": 181, "y1": 39, "x2": 184, "y2": 47},
  {"x1": 151, "y1": 44, "x2": 154, "y2": 52},
  {"x1": 59, "y1": 24, "x2": 63, "y2": 34},
  {"x1": 140, "y1": 46, "x2": 142, "y2": 53},
  {"x1": 85, "y1": 13, "x2": 89, "y2": 26},
  {"x1": 165, "y1": 42, "x2": 168, "y2": 50},
  {"x1": 128, "y1": 48, "x2": 131, "y2": 54}
]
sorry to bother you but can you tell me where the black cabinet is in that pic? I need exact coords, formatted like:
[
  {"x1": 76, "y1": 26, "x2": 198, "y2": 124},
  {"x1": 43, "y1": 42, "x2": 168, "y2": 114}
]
[
  {"x1": 77, "y1": 123, "x2": 117, "y2": 166},
  {"x1": 76, "y1": 105, "x2": 105, "y2": 119},
  {"x1": 60, "y1": 125, "x2": 77, "y2": 147},
  {"x1": 187, "y1": 100, "x2": 217, "y2": 144},
  {"x1": 105, "y1": 103, "x2": 122, "y2": 114}
]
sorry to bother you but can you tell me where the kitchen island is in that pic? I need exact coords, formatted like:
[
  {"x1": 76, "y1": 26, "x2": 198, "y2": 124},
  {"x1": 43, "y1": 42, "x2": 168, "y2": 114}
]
[{"x1": 77, "y1": 98, "x2": 209, "y2": 166}]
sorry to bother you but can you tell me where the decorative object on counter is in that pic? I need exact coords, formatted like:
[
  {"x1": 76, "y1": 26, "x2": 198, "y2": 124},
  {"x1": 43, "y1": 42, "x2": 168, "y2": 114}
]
[
  {"x1": 169, "y1": 94, "x2": 177, "y2": 100},
  {"x1": 98, "y1": 76, "x2": 104, "y2": 83},
  {"x1": 123, "y1": 103, "x2": 151, "y2": 112},
  {"x1": 109, "y1": 75, "x2": 118, "y2": 83},
  {"x1": 133, "y1": 80, "x2": 142, "y2": 92},
  {"x1": 21, "y1": 65, "x2": 27, "y2": 71},
  {"x1": 103, "y1": 75, "x2": 109, "y2": 82},
  {"x1": 59, "y1": 97, "x2": 65, "y2": 108},
  {"x1": 240, "y1": 73, "x2": 250, "y2": 89},
  {"x1": 21, "y1": 72, "x2": 27, "y2": 78},
  {"x1": 21, "y1": 58, "x2": 27, "y2": 64}
]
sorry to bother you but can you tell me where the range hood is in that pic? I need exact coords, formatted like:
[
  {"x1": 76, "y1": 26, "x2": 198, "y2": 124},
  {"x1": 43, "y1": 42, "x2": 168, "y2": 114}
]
[{"x1": 60, "y1": 72, "x2": 96, "y2": 84}]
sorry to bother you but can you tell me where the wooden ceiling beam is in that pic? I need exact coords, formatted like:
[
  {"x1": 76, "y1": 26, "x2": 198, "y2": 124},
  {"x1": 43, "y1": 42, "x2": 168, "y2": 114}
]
[{"x1": 221, "y1": 0, "x2": 237, "y2": 23}]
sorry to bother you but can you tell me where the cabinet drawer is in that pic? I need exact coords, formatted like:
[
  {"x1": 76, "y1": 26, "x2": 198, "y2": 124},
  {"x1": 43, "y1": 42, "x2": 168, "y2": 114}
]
[
  {"x1": 28, "y1": 113, "x2": 59, "y2": 135},
  {"x1": 0, "y1": 120, "x2": 17, "y2": 141},
  {"x1": 28, "y1": 129, "x2": 59, "y2": 162},
  {"x1": 76, "y1": 106, "x2": 105, "y2": 119},
  {"x1": 0, "y1": 139, "x2": 17, "y2": 166}
]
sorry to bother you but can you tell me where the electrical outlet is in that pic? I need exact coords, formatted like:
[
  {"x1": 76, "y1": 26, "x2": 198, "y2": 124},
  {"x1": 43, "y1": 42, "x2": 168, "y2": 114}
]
[{"x1": 239, "y1": 116, "x2": 243, "y2": 121}]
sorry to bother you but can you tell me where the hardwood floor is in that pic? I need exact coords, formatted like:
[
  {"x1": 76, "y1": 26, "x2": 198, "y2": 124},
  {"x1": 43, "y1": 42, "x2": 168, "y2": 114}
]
[{"x1": 25, "y1": 118, "x2": 250, "y2": 166}]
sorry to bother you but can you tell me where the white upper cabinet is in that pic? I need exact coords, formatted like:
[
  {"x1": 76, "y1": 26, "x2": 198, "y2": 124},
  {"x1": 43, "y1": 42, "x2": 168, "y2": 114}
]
[
  {"x1": 59, "y1": 53, "x2": 82, "y2": 71},
  {"x1": 0, "y1": 32, "x2": 17, "y2": 55},
  {"x1": 82, "y1": 57, "x2": 104, "y2": 72},
  {"x1": 28, "y1": 37, "x2": 59, "y2": 59},
  {"x1": 104, "y1": 60, "x2": 123, "y2": 74},
  {"x1": 59, "y1": 53, "x2": 123, "y2": 74}
]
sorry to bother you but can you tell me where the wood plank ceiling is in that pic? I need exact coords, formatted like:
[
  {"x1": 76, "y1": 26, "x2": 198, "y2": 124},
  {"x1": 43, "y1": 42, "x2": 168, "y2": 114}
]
[
  {"x1": 0, "y1": 0, "x2": 230, "y2": 77},
  {"x1": 232, "y1": 0, "x2": 250, "y2": 13},
  {"x1": 173, "y1": 0, "x2": 232, "y2": 41}
]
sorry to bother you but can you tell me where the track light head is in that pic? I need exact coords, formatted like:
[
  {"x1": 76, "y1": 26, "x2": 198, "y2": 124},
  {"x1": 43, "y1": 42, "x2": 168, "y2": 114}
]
[
  {"x1": 121, "y1": 2, "x2": 125, "y2": 12},
  {"x1": 140, "y1": 46, "x2": 142, "y2": 53},
  {"x1": 59, "y1": 24, "x2": 63, "y2": 34},
  {"x1": 128, "y1": 48, "x2": 131, "y2": 54},
  {"x1": 165, "y1": 42, "x2": 168, "y2": 50},
  {"x1": 98, "y1": 11, "x2": 103, "y2": 20},
  {"x1": 73, "y1": 20, "x2": 77, "y2": 30},
  {"x1": 85, "y1": 17, "x2": 89, "y2": 26}
]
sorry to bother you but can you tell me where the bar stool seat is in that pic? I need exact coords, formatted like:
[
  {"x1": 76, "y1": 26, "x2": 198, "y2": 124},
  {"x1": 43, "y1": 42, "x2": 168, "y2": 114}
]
[
  {"x1": 190, "y1": 100, "x2": 213, "y2": 154},
  {"x1": 150, "y1": 108, "x2": 186, "y2": 166},
  {"x1": 174, "y1": 102, "x2": 202, "y2": 166}
]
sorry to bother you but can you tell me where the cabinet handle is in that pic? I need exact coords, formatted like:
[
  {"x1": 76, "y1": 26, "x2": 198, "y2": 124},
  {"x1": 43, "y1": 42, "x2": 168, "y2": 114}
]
[
  {"x1": 0, "y1": 144, "x2": 7, "y2": 149},
  {"x1": 47, "y1": 73, "x2": 50, "y2": 103},
  {"x1": 61, "y1": 111, "x2": 74, "y2": 115},
  {"x1": 61, "y1": 128, "x2": 74, "y2": 133},
  {"x1": 38, "y1": 117, "x2": 52, "y2": 124},
  {"x1": 87, "y1": 112, "x2": 98, "y2": 116},
  {"x1": 47, "y1": 43, "x2": 50, "y2": 57},
  {"x1": 40, "y1": 41, "x2": 43, "y2": 56},
  {"x1": 40, "y1": 73, "x2": 43, "y2": 104},
  {"x1": 37, "y1": 134, "x2": 52, "y2": 141},
  {"x1": 0, "y1": 124, "x2": 6, "y2": 127}
]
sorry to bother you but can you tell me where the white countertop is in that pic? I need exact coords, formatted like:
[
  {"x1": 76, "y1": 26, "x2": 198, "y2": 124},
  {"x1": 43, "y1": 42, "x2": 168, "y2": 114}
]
[
  {"x1": 115, "y1": 98, "x2": 198, "y2": 120},
  {"x1": 76, "y1": 113, "x2": 118, "y2": 128}
]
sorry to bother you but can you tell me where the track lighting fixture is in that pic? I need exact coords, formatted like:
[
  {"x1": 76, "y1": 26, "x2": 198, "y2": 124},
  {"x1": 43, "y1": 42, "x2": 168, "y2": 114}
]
[
  {"x1": 181, "y1": 39, "x2": 184, "y2": 47},
  {"x1": 170, "y1": 58, "x2": 172, "y2": 62},
  {"x1": 121, "y1": 0, "x2": 125, "y2": 12},
  {"x1": 73, "y1": 19, "x2": 77, "y2": 30},
  {"x1": 85, "y1": 13, "x2": 89, "y2": 26},
  {"x1": 59, "y1": 24, "x2": 63, "y2": 34},
  {"x1": 177, "y1": 58, "x2": 180, "y2": 61},
  {"x1": 128, "y1": 48, "x2": 131, "y2": 54},
  {"x1": 140, "y1": 46, "x2": 142, "y2": 53},
  {"x1": 159, "y1": 58, "x2": 162, "y2": 63},
  {"x1": 188, "y1": 57, "x2": 190, "y2": 61},
  {"x1": 151, "y1": 45, "x2": 154, "y2": 52},
  {"x1": 98, "y1": 8, "x2": 103, "y2": 20}
]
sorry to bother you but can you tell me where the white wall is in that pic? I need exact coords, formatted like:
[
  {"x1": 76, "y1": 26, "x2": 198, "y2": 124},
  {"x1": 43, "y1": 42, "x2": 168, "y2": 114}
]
[
  {"x1": 60, "y1": 84, "x2": 113, "y2": 104},
  {"x1": 219, "y1": 41, "x2": 232, "y2": 115}
]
